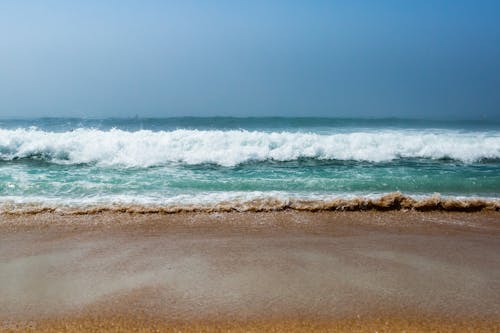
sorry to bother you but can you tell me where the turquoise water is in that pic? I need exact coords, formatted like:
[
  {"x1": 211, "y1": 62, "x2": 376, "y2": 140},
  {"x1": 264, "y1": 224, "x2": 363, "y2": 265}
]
[{"x1": 0, "y1": 117, "x2": 499, "y2": 209}]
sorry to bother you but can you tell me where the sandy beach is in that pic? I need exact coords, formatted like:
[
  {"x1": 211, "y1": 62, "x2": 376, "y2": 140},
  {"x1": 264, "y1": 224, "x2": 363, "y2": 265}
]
[{"x1": 1, "y1": 211, "x2": 499, "y2": 332}]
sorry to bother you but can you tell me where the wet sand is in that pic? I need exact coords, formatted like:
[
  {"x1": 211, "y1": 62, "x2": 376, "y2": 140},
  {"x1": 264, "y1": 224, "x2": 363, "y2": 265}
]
[{"x1": 1, "y1": 211, "x2": 499, "y2": 332}]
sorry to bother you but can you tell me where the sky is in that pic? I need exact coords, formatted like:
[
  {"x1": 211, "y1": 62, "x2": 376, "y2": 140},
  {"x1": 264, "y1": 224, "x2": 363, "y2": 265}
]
[{"x1": 0, "y1": 1, "x2": 499, "y2": 120}]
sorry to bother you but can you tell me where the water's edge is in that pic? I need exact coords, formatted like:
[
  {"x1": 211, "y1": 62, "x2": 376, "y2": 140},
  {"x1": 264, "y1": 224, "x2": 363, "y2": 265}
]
[{"x1": 2, "y1": 192, "x2": 499, "y2": 215}]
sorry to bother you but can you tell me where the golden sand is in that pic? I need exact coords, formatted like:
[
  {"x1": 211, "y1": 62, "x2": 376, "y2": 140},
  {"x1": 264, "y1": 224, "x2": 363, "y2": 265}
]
[
  {"x1": 4, "y1": 316, "x2": 500, "y2": 333},
  {"x1": 1, "y1": 211, "x2": 499, "y2": 332}
]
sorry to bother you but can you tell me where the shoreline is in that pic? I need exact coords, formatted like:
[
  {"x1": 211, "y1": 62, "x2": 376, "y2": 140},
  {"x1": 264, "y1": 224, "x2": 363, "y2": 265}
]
[
  {"x1": 1, "y1": 211, "x2": 499, "y2": 331},
  {"x1": 1, "y1": 192, "x2": 500, "y2": 216}
]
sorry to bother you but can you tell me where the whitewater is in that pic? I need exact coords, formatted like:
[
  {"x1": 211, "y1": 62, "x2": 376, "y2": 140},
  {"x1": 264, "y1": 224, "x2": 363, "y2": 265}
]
[{"x1": 1, "y1": 128, "x2": 499, "y2": 167}]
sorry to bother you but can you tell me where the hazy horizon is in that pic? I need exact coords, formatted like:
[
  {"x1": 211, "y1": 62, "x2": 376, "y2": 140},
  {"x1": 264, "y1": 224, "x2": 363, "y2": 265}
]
[
  {"x1": 1, "y1": 115, "x2": 500, "y2": 122},
  {"x1": 1, "y1": 1, "x2": 499, "y2": 120}
]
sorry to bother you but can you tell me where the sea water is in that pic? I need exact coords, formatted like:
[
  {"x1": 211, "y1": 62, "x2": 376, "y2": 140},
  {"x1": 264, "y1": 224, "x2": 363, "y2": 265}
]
[{"x1": 0, "y1": 117, "x2": 499, "y2": 212}]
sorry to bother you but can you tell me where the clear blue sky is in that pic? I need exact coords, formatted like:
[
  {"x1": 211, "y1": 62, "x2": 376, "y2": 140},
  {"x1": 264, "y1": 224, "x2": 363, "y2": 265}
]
[{"x1": 1, "y1": 1, "x2": 499, "y2": 119}]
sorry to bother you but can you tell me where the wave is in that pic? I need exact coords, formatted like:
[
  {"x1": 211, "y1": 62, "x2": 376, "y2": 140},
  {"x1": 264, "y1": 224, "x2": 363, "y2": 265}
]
[
  {"x1": 1, "y1": 193, "x2": 499, "y2": 215},
  {"x1": 1, "y1": 128, "x2": 499, "y2": 167}
]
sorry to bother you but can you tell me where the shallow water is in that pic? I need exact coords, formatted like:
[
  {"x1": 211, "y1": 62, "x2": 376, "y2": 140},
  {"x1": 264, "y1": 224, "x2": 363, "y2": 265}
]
[{"x1": 0, "y1": 117, "x2": 499, "y2": 210}]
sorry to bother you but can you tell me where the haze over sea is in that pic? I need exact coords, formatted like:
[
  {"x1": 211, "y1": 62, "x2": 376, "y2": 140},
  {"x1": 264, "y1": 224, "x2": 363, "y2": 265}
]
[{"x1": 0, "y1": 117, "x2": 499, "y2": 213}]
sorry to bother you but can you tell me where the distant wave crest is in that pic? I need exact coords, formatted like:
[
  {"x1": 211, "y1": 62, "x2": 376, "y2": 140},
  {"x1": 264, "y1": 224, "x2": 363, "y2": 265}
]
[{"x1": 0, "y1": 128, "x2": 499, "y2": 166}]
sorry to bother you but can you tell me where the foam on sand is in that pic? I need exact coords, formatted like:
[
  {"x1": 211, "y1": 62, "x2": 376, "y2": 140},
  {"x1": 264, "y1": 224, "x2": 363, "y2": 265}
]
[{"x1": 1, "y1": 192, "x2": 499, "y2": 215}]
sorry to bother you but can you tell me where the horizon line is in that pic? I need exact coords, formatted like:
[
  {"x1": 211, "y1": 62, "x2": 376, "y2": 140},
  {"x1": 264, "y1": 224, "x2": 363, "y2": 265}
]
[{"x1": 0, "y1": 115, "x2": 498, "y2": 123}]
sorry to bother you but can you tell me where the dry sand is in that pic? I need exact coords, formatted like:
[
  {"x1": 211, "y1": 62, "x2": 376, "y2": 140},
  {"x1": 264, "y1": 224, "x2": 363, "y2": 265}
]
[{"x1": 0, "y1": 211, "x2": 499, "y2": 332}]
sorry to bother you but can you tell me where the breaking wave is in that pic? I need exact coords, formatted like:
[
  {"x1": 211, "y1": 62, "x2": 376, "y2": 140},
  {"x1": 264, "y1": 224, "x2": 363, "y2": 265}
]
[
  {"x1": 0, "y1": 128, "x2": 499, "y2": 167},
  {"x1": 1, "y1": 192, "x2": 499, "y2": 215}
]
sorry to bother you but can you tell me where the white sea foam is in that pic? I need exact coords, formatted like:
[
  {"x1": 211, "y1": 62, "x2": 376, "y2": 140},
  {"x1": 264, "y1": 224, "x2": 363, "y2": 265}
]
[{"x1": 0, "y1": 128, "x2": 499, "y2": 166}]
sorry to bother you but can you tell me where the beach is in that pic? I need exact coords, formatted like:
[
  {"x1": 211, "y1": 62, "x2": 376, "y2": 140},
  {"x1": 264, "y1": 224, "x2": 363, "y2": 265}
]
[
  {"x1": 1, "y1": 211, "x2": 499, "y2": 332},
  {"x1": 2, "y1": 0, "x2": 500, "y2": 329}
]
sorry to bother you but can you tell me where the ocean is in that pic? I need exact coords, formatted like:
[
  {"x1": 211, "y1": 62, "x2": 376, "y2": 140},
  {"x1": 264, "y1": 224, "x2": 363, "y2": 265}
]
[{"x1": 0, "y1": 117, "x2": 499, "y2": 213}]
